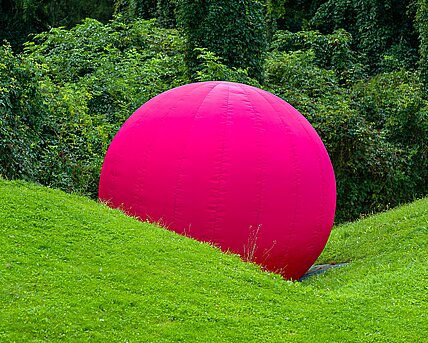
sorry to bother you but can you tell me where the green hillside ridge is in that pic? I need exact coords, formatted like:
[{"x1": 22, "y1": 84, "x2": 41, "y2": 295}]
[{"x1": 1, "y1": 179, "x2": 427, "y2": 342}]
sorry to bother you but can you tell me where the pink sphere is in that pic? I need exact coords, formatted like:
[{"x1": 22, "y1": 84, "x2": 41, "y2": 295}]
[{"x1": 99, "y1": 81, "x2": 336, "y2": 280}]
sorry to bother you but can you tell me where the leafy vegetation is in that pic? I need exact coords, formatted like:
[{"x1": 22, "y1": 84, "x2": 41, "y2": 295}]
[
  {"x1": 416, "y1": 0, "x2": 428, "y2": 89},
  {"x1": 0, "y1": 2, "x2": 427, "y2": 222},
  {"x1": 0, "y1": 179, "x2": 427, "y2": 341},
  {"x1": 114, "y1": 0, "x2": 158, "y2": 22},
  {"x1": 265, "y1": 32, "x2": 427, "y2": 221},
  {"x1": 1, "y1": 3, "x2": 426, "y2": 340},
  {"x1": 1, "y1": 19, "x2": 188, "y2": 197},
  {"x1": 311, "y1": 0, "x2": 419, "y2": 73},
  {"x1": 176, "y1": 0, "x2": 267, "y2": 81},
  {"x1": 0, "y1": 0, "x2": 114, "y2": 50}
]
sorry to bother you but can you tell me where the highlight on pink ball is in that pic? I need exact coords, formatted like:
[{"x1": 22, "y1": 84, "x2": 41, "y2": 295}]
[{"x1": 99, "y1": 81, "x2": 336, "y2": 280}]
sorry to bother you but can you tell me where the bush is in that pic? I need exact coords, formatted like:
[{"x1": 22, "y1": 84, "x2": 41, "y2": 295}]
[
  {"x1": 0, "y1": 43, "x2": 45, "y2": 181},
  {"x1": 177, "y1": 0, "x2": 267, "y2": 81},
  {"x1": 2, "y1": 18, "x2": 426, "y2": 222},
  {"x1": 264, "y1": 48, "x2": 427, "y2": 222},
  {"x1": 193, "y1": 48, "x2": 261, "y2": 87},
  {"x1": 270, "y1": 29, "x2": 365, "y2": 83},
  {"x1": 311, "y1": 0, "x2": 419, "y2": 74},
  {"x1": 352, "y1": 70, "x2": 428, "y2": 199},
  {"x1": 1, "y1": 18, "x2": 188, "y2": 197}
]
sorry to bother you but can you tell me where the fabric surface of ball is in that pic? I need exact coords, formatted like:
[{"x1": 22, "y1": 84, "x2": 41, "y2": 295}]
[{"x1": 99, "y1": 81, "x2": 336, "y2": 280}]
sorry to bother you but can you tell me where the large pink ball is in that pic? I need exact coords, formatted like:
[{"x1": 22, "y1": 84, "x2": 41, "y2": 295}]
[{"x1": 99, "y1": 81, "x2": 336, "y2": 280}]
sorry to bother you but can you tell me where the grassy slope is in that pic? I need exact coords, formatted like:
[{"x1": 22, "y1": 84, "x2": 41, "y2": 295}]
[{"x1": 0, "y1": 179, "x2": 427, "y2": 342}]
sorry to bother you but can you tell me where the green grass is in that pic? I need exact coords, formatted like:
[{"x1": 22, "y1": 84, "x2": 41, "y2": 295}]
[{"x1": 1, "y1": 179, "x2": 427, "y2": 342}]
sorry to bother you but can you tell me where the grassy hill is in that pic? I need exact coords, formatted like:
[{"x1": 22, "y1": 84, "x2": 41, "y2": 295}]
[{"x1": 1, "y1": 179, "x2": 427, "y2": 342}]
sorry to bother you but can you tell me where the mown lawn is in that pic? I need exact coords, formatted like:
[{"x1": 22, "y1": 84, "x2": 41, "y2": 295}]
[{"x1": 0, "y1": 179, "x2": 426, "y2": 342}]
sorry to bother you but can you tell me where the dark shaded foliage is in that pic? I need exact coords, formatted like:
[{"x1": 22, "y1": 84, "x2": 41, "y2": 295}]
[
  {"x1": 416, "y1": 0, "x2": 428, "y2": 90},
  {"x1": 0, "y1": 0, "x2": 114, "y2": 51},
  {"x1": 177, "y1": 0, "x2": 267, "y2": 82},
  {"x1": 1, "y1": 3, "x2": 427, "y2": 222},
  {"x1": 114, "y1": 0, "x2": 158, "y2": 21},
  {"x1": 311, "y1": 0, "x2": 419, "y2": 73},
  {"x1": 266, "y1": 36, "x2": 428, "y2": 221},
  {"x1": 0, "y1": 19, "x2": 187, "y2": 197}
]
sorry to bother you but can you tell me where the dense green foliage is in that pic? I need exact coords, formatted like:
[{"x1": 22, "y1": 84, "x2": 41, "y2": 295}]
[
  {"x1": 176, "y1": 0, "x2": 267, "y2": 81},
  {"x1": 311, "y1": 0, "x2": 419, "y2": 73},
  {"x1": 416, "y1": 0, "x2": 428, "y2": 89},
  {"x1": 266, "y1": 31, "x2": 427, "y2": 221},
  {"x1": 157, "y1": 0, "x2": 177, "y2": 28},
  {"x1": 0, "y1": 0, "x2": 114, "y2": 50},
  {"x1": 1, "y1": 179, "x2": 427, "y2": 341},
  {"x1": 276, "y1": 0, "x2": 326, "y2": 31},
  {"x1": 0, "y1": 43, "x2": 44, "y2": 181},
  {"x1": 0, "y1": 19, "x2": 188, "y2": 197},
  {"x1": 0, "y1": 2, "x2": 427, "y2": 222}
]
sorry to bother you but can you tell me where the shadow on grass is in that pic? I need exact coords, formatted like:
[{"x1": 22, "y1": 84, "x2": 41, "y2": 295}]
[{"x1": 298, "y1": 263, "x2": 348, "y2": 282}]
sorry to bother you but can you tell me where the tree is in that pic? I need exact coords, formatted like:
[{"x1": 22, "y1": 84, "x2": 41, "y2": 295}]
[
  {"x1": 157, "y1": 0, "x2": 176, "y2": 28},
  {"x1": 276, "y1": 0, "x2": 327, "y2": 31},
  {"x1": 311, "y1": 0, "x2": 419, "y2": 73},
  {"x1": 0, "y1": 0, "x2": 114, "y2": 50},
  {"x1": 416, "y1": 0, "x2": 428, "y2": 90},
  {"x1": 177, "y1": 0, "x2": 267, "y2": 82},
  {"x1": 113, "y1": 0, "x2": 158, "y2": 21}
]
